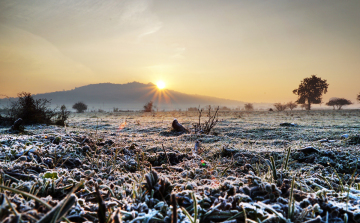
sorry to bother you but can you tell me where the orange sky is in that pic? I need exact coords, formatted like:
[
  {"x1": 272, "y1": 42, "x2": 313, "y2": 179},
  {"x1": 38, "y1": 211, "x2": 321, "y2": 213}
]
[{"x1": 0, "y1": 0, "x2": 359, "y2": 103}]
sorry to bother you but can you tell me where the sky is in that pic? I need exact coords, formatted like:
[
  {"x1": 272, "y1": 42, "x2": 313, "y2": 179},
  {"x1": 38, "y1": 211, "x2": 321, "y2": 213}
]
[{"x1": 0, "y1": 0, "x2": 359, "y2": 103}]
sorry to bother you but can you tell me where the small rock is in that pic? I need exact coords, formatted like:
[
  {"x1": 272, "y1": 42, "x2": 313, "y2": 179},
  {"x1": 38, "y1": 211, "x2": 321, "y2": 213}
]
[
  {"x1": 82, "y1": 145, "x2": 90, "y2": 152},
  {"x1": 341, "y1": 134, "x2": 349, "y2": 139},
  {"x1": 10, "y1": 118, "x2": 24, "y2": 131},
  {"x1": 19, "y1": 156, "x2": 28, "y2": 161},
  {"x1": 105, "y1": 139, "x2": 114, "y2": 145},
  {"x1": 298, "y1": 146, "x2": 319, "y2": 154},
  {"x1": 172, "y1": 119, "x2": 188, "y2": 133},
  {"x1": 280, "y1": 122, "x2": 297, "y2": 127},
  {"x1": 319, "y1": 139, "x2": 328, "y2": 143},
  {"x1": 43, "y1": 158, "x2": 54, "y2": 168}
]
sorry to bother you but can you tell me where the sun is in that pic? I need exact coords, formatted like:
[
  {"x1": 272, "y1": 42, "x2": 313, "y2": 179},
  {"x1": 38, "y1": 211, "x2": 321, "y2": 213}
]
[{"x1": 156, "y1": 81, "x2": 166, "y2": 90}]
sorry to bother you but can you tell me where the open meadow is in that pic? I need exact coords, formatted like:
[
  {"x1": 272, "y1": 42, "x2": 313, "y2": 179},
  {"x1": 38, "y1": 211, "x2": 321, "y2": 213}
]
[{"x1": 1, "y1": 109, "x2": 360, "y2": 222}]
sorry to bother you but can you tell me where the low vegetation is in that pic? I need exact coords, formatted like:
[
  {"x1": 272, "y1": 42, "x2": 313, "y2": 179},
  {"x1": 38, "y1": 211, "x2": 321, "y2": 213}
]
[
  {"x1": 286, "y1": 101, "x2": 297, "y2": 110},
  {"x1": 192, "y1": 105, "x2": 219, "y2": 134},
  {"x1": 273, "y1": 103, "x2": 287, "y2": 111},
  {"x1": 244, "y1": 103, "x2": 254, "y2": 111},
  {"x1": 6, "y1": 92, "x2": 56, "y2": 125},
  {"x1": 143, "y1": 101, "x2": 154, "y2": 112}
]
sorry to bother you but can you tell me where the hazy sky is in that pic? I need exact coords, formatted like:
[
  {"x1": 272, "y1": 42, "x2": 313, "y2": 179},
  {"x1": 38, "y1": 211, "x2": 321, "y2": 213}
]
[{"x1": 1, "y1": 0, "x2": 359, "y2": 103}]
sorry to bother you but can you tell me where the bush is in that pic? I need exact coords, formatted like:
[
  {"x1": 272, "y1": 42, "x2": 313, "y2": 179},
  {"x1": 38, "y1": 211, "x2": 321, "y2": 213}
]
[
  {"x1": 192, "y1": 106, "x2": 219, "y2": 134},
  {"x1": 244, "y1": 103, "x2": 254, "y2": 111},
  {"x1": 55, "y1": 105, "x2": 70, "y2": 126},
  {"x1": 72, "y1": 102, "x2": 88, "y2": 113},
  {"x1": 273, "y1": 103, "x2": 287, "y2": 111},
  {"x1": 187, "y1": 107, "x2": 198, "y2": 112},
  {"x1": 143, "y1": 101, "x2": 154, "y2": 112},
  {"x1": 7, "y1": 92, "x2": 55, "y2": 125},
  {"x1": 286, "y1": 101, "x2": 297, "y2": 110}
]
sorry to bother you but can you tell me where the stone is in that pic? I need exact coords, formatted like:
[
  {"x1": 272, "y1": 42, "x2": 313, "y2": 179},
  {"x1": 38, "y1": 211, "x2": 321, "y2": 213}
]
[
  {"x1": 280, "y1": 122, "x2": 297, "y2": 127},
  {"x1": 10, "y1": 118, "x2": 24, "y2": 131},
  {"x1": 172, "y1": 119, "x2": 188, "y2": 133},
  {"x1": 297, "y1": 146, "x2": 319, "y2": 154}
]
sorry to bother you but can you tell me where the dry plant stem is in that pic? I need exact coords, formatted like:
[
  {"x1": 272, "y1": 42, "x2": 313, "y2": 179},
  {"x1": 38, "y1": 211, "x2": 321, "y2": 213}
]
[
  {"x1": 161, "y1": 144, "x2": 172, "y2": 167},
  {"x1": 171, "y1": 194, "x2": 178, "y2": 223}
]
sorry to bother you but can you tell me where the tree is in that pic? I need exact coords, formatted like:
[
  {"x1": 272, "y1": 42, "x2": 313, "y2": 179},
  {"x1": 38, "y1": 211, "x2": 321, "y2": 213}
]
[
  {"x1": 143, "y1": 101, "x2": 154, "y2": 112},
  {"x1": 286, "y1": 101, "x2": 298, "y2": 110},
  {"x1": 326, "y1": 98, "x2": 352, "y2": 110},
  {"x1": 273, "y1": 103, "x2": 287, "y2": 111},
  {"x1": 357, "y1": 93, "x2": 360, "y2": 102},
  {"x1": 293, "y1": 75, "x2": 329, "y2": 110},
  {"x1": 244, "y1": 103, "x2": 254, "y2": 111},
  {"x1": 7, "y1": 92, "x2": 55, "y2": 124},
  {"x1": 72, "y1": 102, "x2": 88, "y2": 113}
]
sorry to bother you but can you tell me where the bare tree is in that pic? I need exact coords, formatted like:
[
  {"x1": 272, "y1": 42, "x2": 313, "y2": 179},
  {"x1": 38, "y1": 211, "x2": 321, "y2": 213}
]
[{"x1": 244, "y1": 103, "x2": 254, "y2": 111}]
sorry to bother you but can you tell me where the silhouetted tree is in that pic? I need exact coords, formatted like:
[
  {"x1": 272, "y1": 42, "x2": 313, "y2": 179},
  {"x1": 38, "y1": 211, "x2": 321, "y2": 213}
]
[
  {"x1": 72, "y1": 102, "x2": 88, "y2": 113},
  {"x1": 357, "y1": 93, "x2": 360, "y2": 102},
  {"x1": 273, "y1": 103, "x2": 287, "y2": 111},
  {"x1": 293, "y1": 75, "x2": 329, "y2": 110},
  {"x1": 55, "y1": 105, "x2": 70, "y2": 126},
  {"x1": 244, "y1": 103, "x2": 254, "y2": 111},
  {"x1": 8, "y1": 92, "x2": 55, "y2": 124},
  {"x1": 286, "y1": 101, "x2": 298, "y2": 110},
  {"x1": 143, "y1": 101, "x2": 154, "y2": 112},
  {"x1": 326, "y1": 98, "x2": 352, "y2": 110}
]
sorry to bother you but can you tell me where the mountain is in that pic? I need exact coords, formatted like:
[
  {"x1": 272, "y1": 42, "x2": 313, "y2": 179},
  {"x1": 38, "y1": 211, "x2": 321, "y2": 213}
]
[{"x1": 0, "y1": 82, "x2": 246, "y2": 111}]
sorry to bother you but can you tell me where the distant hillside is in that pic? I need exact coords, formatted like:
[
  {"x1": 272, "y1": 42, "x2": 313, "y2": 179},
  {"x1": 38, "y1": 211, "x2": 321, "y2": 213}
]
[{"x1": 0, "y1": 82, "x2": 246, "y2": 111}]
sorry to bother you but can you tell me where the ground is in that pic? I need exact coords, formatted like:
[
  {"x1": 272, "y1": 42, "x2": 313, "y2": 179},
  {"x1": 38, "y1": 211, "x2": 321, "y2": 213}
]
[{"x1": 0, "y1": 109, "x2": 359, "y2": 222}]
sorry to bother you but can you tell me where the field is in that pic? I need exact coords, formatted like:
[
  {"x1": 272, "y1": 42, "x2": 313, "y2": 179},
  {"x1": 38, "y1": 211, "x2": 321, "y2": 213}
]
[{"x1": 1, "y1": 109, "x2": 360, "y2": 223}]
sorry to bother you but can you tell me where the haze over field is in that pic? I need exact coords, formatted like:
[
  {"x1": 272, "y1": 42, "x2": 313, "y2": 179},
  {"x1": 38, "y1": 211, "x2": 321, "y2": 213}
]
[{"x1": 1, "y1": 0, "x2": 360, "y2": 103}]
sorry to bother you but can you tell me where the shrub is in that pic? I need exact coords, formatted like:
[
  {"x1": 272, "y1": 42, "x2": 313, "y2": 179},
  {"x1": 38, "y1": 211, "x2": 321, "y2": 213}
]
[
  {"x1": 72, "y1": 102, "x2": 88, "y2": 113},
  {"x1": 187, "y1": 107, "x2": 198, "y2": 112},
  {"x1": 192, "y1": 106, "x2": 219, "y2": 134},
  {"x1": 55, "y1": 105, "x2": 70, "y2": 126},
  {"x1": 7, "y1": 92, "x2": 55, "y2": 125},
  {"x1": 286, "y1": 101, "x2": 297, "y2": 110},
  {"x1": 326, "y1": 98, "x2": 352, "y2": 110},
  {"x1": 244, "y1": 103, "x2": 254, "y2": 111},
  {"x1": 143, "y1": 101, "x2": 154, "y2": 112},
  {"x1": 273, "y1": 103, "x2": 287, "y2": 111},
  {"x1": 220, "y1": 106, "x2": 231, "y2": 111}
]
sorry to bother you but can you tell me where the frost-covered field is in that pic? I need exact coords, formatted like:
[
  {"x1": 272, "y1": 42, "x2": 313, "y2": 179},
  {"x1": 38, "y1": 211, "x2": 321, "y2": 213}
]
[{"x1": 1, "y1": 109, "x2": 360, "y2": 223}]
